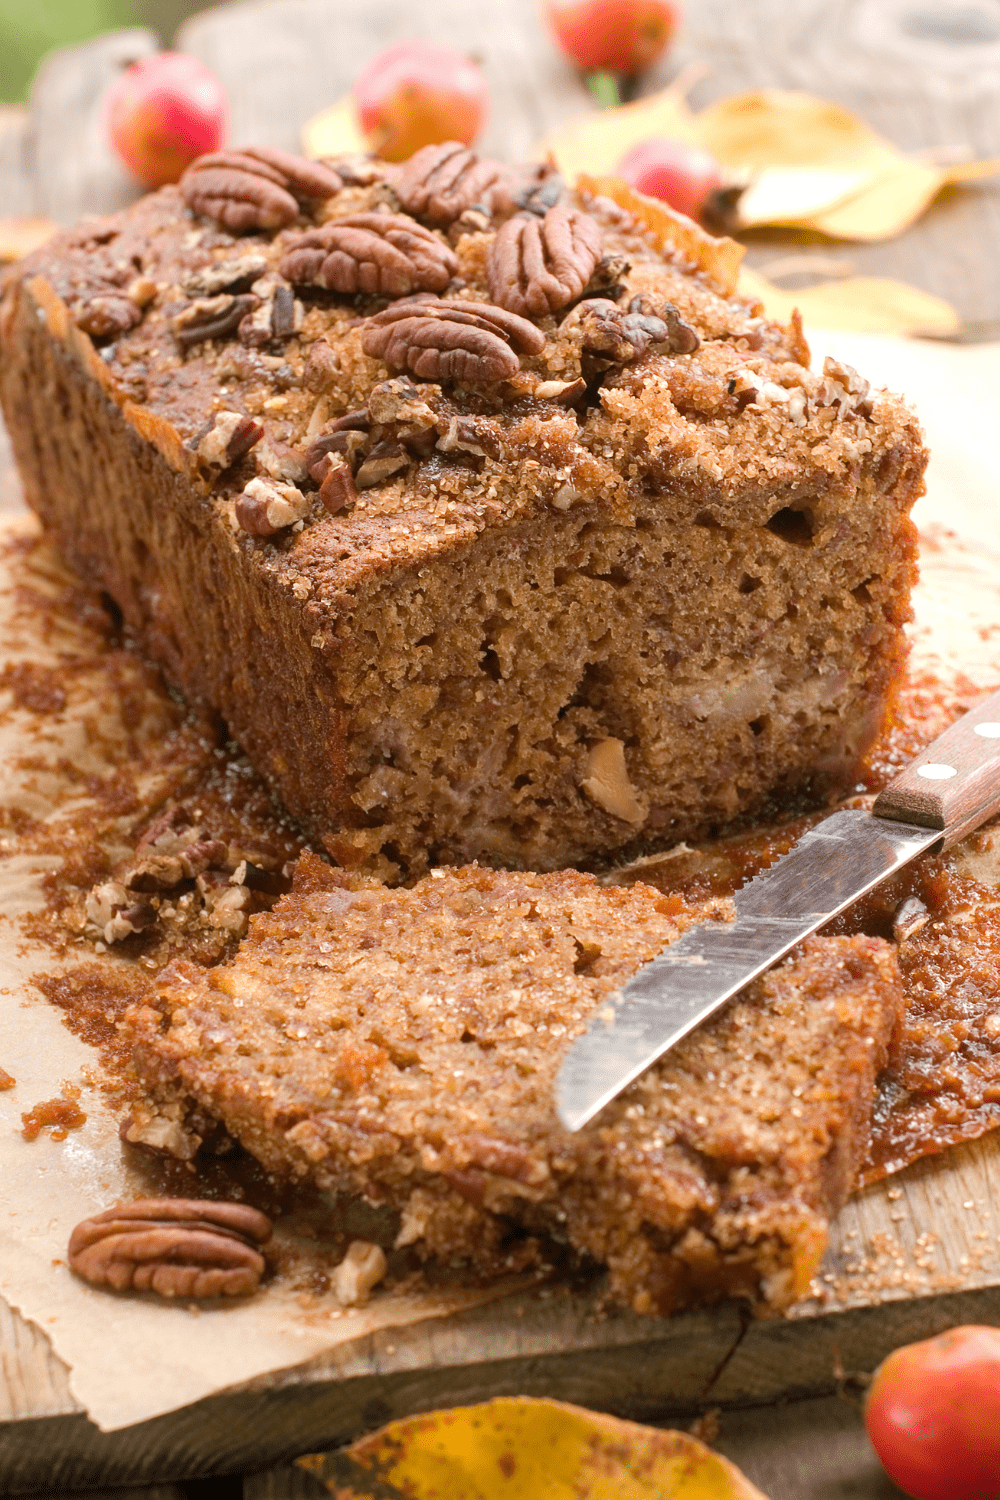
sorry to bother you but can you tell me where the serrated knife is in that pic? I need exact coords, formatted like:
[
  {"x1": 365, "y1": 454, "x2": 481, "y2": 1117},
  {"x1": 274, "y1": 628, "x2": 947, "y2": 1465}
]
[{"x1": 557, "y1": 685, "x2": 1000, "y2": 1132}]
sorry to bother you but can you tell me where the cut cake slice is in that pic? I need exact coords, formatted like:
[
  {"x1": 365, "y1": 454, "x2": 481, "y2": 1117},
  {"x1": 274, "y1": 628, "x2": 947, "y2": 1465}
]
[{"x1": 128, "y1": 855, "x2": 903, "y2": 1314}]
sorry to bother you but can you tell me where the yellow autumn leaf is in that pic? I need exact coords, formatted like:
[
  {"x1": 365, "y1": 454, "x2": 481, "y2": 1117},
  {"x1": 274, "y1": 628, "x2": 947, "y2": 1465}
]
[
  {"x1": 298, "y1": 1397, "x2": 770, "y2": 1499},
  {"x1": 539, "y1": 85, "x2": 1000, "y2": 242},
  {"x1": 303, "y1": 95, "x2": 368, "y2": 161},
  {"x1": 739, "y1": 267, "x2": 959, "y2": 339}
]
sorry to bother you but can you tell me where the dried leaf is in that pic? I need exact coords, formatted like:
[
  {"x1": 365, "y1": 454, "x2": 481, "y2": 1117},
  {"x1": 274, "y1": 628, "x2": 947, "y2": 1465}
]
[
  {"x1": 298, "y1": 1396, "x2": 771, "y2": 1499},
  {"x1": 739, "y1": 267, "x2": 960, "y2": 339},
  {"x1": 302, "y1": 96, "x2": 368, "y2": 162},
  {"x1": 540, "y1": 84, "x2": 1000, "y2": 242}
]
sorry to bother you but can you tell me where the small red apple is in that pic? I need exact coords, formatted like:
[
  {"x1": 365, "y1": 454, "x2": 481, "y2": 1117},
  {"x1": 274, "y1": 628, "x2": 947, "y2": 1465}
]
[
  {"x1": 865, "y1": 1325, "x2": 1000, "y2": 1500},
  {"x1": 353, "y1": 40, "x2": 489, "y2": 163},
  {"x1": 105, "y1": 52, "x2": 229, "y2": 189},
  {"x1": 616, "y1": 137, "x2": 723, "y2": 220},
  {"x1": 543, "y1": 0, "x2": 681, "y2": 76}
]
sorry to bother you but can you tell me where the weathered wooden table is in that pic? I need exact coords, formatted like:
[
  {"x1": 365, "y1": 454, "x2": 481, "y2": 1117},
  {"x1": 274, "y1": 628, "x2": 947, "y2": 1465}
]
[{"x1": 2, "y1": 2, "x2": 1000, "y2": 1494}]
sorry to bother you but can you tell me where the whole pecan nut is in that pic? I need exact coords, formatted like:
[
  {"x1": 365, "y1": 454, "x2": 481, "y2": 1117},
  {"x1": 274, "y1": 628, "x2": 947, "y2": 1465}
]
[
  {"x1": 394, "y1": 142, "x2": 509, "y2": 227},
  {"x1": 487, "y1": 205, "x2": 603, "y2": 319},
  {"x1": 362, "y1": 295, "x2": 545, "y2": 384},
  {"x1": 68, "y1": 1198, "x2": 272, "y2": 1298},
  {"x1": 181, "y1": 145, "x2": 343, "y2": 232},
  {"x1": 279, "y1": 213, "x2": 458, "y2": 297}
]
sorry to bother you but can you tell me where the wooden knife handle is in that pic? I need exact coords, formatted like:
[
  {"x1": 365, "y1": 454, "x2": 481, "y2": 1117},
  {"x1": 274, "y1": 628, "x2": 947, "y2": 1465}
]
[{"x1": 874, "y1": 685, "x2": 1000, "y2": 848}]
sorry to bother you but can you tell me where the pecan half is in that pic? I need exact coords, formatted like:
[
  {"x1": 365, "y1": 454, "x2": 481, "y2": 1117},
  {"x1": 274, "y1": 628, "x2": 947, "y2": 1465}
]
[
  {"x1": 235, "y1": 477, "x2": 310, "y2": 536},
  {"x1": 279, "y1": 214, "x2": 458, "y2": 296},
  {"x1": 487, "y1": 206, "x2": 603, "y2": 319},
  {"x1": 173, "y1": 294, "x2": 259, "y2": 349},
  {"x1": 181, "y1": 145, "x2": 342, "y2": 232},
  {"x1": 68, "y1": 1198, "x2": 272, "y2": 1298},
  {"x1": 575, "y1": 296, "x2": 699, "y2": 363},
  {"x1": 74, "y1": 293, "x2": 144, "y2": 339},
  {"x1": 194, "y1": 410, "x2": 264, "y2": 470},
  {"x1": 362, "y1": 296, "x2": 545, "y2": 384},
  {"x1": 395, "y1": 142, "x2": 508, "y2": 227}
]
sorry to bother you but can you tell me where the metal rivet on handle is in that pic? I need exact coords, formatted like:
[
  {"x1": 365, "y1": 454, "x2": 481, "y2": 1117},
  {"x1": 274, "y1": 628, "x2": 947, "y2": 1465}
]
[
  {"x1": 975, "y1": 723, "x2": 1000, "y2": 738},
  {"x1": 917, "y1": 763, "x2": 958, "y2": 780}
]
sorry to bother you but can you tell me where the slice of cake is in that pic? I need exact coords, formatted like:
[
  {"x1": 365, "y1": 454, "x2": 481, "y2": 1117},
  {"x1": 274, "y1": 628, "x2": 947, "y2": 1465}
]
[
  {"x1": 127, "y1": 855, "x2": 903, "y2": 1314},
  {"x1": 0, "y1": 144, "x2": 926, "y2": 877}
]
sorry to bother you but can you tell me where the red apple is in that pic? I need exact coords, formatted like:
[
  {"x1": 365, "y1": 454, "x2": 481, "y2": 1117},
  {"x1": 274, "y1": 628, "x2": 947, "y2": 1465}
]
[
  {"x1": 105, "y1": 52, "x2": 229, "y2": 189},
  {"x1": 865, "y1": 1326, "x2": 1000, "y2": 1500},
  {"x1": 543, "y1": 0, "x2": 681, "y2": 76},
  {"x1": 616, "y1": 137, "x2": 723, "y2": 220},
  {"x1": 353, "y1": 40, "x2": 489, "y2": 163}
]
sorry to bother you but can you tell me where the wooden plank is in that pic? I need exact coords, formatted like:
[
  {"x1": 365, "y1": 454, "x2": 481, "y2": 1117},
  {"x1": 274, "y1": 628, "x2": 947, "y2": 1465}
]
[
  {"x1": 669, "y1": 0, "x2": 1000, "y2": 327},
  {"x1": 0, "y1": 106, "x2": 35, "y2": 219},
  {"x1": 178, "y1": 0, "x2": 590, "y2": 166},
  {"x1": 28, "y1": 29, "x2": 159, "y2": 226}
]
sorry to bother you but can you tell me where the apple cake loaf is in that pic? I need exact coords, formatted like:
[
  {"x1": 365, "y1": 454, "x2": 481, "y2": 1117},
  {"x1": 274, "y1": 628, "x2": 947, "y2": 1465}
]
[
  {"x1": 0, "y1": 143, "x2": 926, "y2": 877},
  {"x1": 127, "y1": 854, "x2": 903, "y2": 1314}
]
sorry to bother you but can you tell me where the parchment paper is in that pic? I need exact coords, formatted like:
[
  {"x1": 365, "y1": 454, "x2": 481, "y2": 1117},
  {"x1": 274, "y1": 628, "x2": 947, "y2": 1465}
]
[{"x1": 1, "y1": 332, "x2": 999, "y2": 1435}]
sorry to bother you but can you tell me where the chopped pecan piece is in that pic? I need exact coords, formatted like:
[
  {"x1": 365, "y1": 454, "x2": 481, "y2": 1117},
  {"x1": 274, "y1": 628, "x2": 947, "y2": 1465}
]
[
  {"x1": 534, "y1": 376, "x2": 586, "y2": 404},
  {"x1": 395, "y1": 142, "x2": 508, "y2": 227},
  {"x1": 75, "y1": 293, "x2": 143, "y2": 339},
  {"x1": 356, "y1": 439, "x2": 410, "y2": 488},
  {"x1": 181, "y1": 145, "x2": 342, "y2": 232},
  {"x1": 581, "y1": 251, "x2": 631, "y2": 300},
  {"x1": 68, "y1": 1198, "x2": 272, "y2": 1299},
  {"x1": 575, "y1": 296, "x2": 699, "y2": 363},
  {"x1": 362, "y1": 295, "x2": 545, "y2": 384},
  {"x1": 304, "y1": 339, "x2": 341, "y2": 393},
  {"x1": 436, "y1": 414, "x2": 502, "y2": 459},
  {"x1": 194, "y1": 410, "x2": 264, "y2": 470},
  {"x1": 321, "y1": 153, "x2": 384, "y2": 187},
  {"x1": 487, "y1": 205, "x2": 604, "y2": 319},
  {"x1": 497, "y1": 160, "x2": 566, "y2": 218},
  {"x1": 817, "y1": 356, "x2": 873, "y2": 418},
  {"x1": 183, "y1": 254, "x2": 268, "y2": 297},
  {"x1": 255, "y1": 434, "x2": 309, "y2": 485},
  {"x1": 173, "y1": 293, "x2": 259, "y2": 349},
  {"x1": 279, "y1": 214, "x2": 458, "y2": 296},
  {"x1": 367, "y1": 377, "x2": 437, "y2": 427},
  {"x1": 237, "y1": 279, "x2": 301, "y2": 347},
  {"x1": 316, "y1": 454, "x2": 358, "y2": 514},
  {"x1": 304, "y1": 409, "x2": 371, "y2": 478},
  {"x1": 235, "y1": 477, "x2": 310, "y2": 536}
]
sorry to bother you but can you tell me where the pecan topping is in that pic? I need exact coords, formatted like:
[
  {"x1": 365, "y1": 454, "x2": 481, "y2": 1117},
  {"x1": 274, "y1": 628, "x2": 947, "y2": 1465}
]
[
  {"x1": 362, "y1": 296, "x2": 545, "y2": 384},
  {"x1": 68, "y1": 1199, "x2": 272, "y2": 1298},
  {"x1": 436, "y1": 414, "x2": 502, "y2": 459},
  {"x1": 356, "y1": 439, "x2": 410, "y2": 489},
  {"x1": 235, "y1": 477, "x2": 310, "y2": 536},
  {"x1": 498, "y1": 160, "x2": 566, "y2": 218},
  {"x1": 304, "y1": 409, "x2": 371, "y2": 478},
  {"x1": 75, "y1": 294, "x2": 143, "y2": 339},
  {"x1": 279, "y1": 213, "x2": 458, "y2": 296},
  {"x1": 173, "y1": 293, "x2": 259, "y2": 349},
  {"x1": 817, "y1": 356, "x2": 873, "y2": 419},
  {"x1": 367, "y1": 377, "x2": 437, "y2": 427},
  {"x1": 575, "y1": 296, "x2": 699, "y2": 363},
  {"x1": 487, "y1": 206, "x2": 603, "y2": 319},
  {"x1": 315, "y1": 454, "x2": 358, "y2": 514},
  {"x1": 395, "y1": 142, "x2": 508, "y2": 227},
  {"x1": 181, "y1": 145, "x2": 343, "y2": 232},
  {"x1": 194, "y1": 410, "x2": 264, "y2": 470},
  {"x1": 183, "y1": 254, "x2": 268, "y2": 297}
]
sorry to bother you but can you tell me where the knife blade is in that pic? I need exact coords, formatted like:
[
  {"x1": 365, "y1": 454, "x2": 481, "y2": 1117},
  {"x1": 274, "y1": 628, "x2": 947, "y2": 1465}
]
[{"x1": 557, "y1": 684, "x2": 1000, "y2": 1132}]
